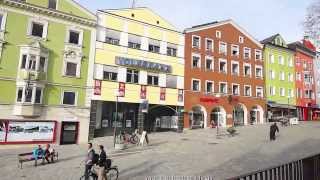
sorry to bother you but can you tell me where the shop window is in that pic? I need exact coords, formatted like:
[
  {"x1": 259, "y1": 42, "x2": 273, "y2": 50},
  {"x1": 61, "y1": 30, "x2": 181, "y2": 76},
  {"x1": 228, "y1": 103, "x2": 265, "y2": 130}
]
[
  {"x1": 126, "y1": 69, "x2": 139, "y2": 83},
  {"x1": 62, "y1": 91, "x2": 76, "y2": 105},
  {"x1": 147, "y1": 73, "x2": 159, "y2": 86},
  {"x1": 192, "y1": 35, "x2": 200, "y2": 48}
]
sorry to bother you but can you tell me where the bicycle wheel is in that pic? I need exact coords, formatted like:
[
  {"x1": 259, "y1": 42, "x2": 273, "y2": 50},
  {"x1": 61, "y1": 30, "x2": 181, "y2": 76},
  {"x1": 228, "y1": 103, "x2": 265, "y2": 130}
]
[
  {"x1": 106, "y1": 167, "x2": 119, "y2": 180},
  {"x1": 79, "y1": 175, "x2": 96, "y2": 180},
  {"x1": 130, "y1": 135, "x2": 139, "y2": 144}
]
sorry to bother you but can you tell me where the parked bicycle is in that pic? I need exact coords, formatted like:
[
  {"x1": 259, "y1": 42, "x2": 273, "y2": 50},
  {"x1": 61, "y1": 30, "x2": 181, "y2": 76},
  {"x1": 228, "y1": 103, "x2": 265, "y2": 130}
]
[
  {"x1": 120, "y1": 129, "x2": 139, "y2": 144},
  {"x1": 79, "y1": 160, "x2": 119, "y2": 180}
]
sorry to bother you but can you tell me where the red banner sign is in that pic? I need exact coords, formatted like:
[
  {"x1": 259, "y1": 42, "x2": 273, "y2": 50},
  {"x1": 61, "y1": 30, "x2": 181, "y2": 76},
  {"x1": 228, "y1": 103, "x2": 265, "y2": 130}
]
[
  {"x1": 160, "y1": 88, "x2": 166, "y2": 101},
  {"x1": 140, "y1": 85, "x2": 147, "y2": 99},
  {"x1": 200, "y1": 97, "x2": 219, "y2": 104},
  {"x1": 94, "y1": 80, "x2": 102, "y2": 95},
  {"x1": 118, "y1": 82, "x2": 125, "y2": 97},
  {"x1": 178, "y1": 89, "x2": 184, "y2": 102}
]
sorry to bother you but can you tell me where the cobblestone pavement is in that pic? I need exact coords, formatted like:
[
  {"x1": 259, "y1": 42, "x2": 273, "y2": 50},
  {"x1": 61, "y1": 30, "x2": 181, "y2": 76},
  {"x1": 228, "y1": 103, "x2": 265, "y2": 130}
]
[{"x1": 1, "y1": 122, "x2": 320, "y2": 180}]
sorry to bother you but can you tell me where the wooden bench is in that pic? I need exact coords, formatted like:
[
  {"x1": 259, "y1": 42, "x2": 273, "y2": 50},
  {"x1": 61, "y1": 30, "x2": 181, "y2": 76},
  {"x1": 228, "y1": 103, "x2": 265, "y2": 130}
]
[{"x1": 18, "y1": 151, "x2": 58, "y2": 169}]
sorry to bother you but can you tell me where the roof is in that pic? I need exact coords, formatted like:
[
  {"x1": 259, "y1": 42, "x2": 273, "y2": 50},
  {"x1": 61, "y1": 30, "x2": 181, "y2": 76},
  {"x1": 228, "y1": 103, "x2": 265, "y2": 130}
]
[
  {"x1": 288, "y1": 41, "x2": 316, "y2": 57},
  {"x1": 184, "y1": 19, "x2": 263, "y2": 48},
  {"x1": 261, "y1": 34, "x2": 280, "y2": 44}
]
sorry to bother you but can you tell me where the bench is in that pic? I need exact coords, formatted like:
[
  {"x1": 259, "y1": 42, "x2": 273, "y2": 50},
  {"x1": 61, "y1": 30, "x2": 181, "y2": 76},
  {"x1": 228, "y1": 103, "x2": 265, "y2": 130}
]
[{"x1": 18, "y1": 151, "x2": 58, "y2": 169}]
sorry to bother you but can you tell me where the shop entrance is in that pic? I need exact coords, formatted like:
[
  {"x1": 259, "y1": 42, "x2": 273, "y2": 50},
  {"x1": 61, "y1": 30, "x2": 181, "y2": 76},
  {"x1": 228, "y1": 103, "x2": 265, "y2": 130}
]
[
  {"x1": 211, "y1": 106, "x2": 226, "y2": 128},
  {"x1": 190, "y1": 106, "x2": 206, "y2": 128},
  {"x1": 60, "y1": 122, "x2": 78, "y2": 145},
  {"x1": 233, "y1": 104, "x2": 247, "y2": 126},
  {"x1": 146, "y1": 105, "x2": 177, "y2": 132}
]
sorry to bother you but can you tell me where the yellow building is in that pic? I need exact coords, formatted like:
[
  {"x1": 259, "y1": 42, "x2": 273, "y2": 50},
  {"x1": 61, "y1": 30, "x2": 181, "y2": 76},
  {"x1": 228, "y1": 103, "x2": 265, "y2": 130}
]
[{"x1": 90, "y1": 7, "x2": 184, "y2": 136}]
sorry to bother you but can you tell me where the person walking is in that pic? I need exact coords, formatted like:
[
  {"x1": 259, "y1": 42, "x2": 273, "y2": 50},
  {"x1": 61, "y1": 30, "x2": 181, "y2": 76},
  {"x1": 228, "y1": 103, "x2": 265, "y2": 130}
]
[
  {"x1": 270, "y1": 123, "x2": 279, "y2": 141},
  {"x1": 94, "y1": 145, "x2": 107, "y2": 180},
  {"x1": 44, "y1": 144, "x2": 55, "y2": 163},
  {"x1": 85, "y1": 143, "x2": 95, "y2": 180}
]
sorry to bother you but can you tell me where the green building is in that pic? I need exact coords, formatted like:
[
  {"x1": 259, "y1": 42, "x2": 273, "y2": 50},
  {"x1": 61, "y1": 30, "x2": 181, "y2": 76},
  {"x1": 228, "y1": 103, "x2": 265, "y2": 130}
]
[
  {"x1": 261, "y1": 34, "x2": 296, "y2": 120},
  {"x1": 0, "y1": 0, "x2": 96, "y2": 144}
]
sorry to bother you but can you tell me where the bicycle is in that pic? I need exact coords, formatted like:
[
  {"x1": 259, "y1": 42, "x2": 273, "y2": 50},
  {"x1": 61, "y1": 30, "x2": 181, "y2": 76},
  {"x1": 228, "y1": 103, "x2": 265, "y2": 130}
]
[
  {"x1": 120, "y1": 129, "x2": 139, "y2": 144},
  {"x1": 79, "y1": 161, "x2": 119, "y2": 180}
]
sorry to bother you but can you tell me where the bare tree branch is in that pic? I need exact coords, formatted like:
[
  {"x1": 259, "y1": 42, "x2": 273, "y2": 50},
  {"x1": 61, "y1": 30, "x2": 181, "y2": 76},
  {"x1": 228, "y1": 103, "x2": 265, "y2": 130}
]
[{"x1": 304, "y1": 0, "x2": 320, "y2": 48}]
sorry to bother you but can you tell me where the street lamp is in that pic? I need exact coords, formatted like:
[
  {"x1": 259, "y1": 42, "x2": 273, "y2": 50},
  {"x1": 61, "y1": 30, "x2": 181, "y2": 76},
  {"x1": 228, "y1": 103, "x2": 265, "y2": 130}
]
[{"x1": 113, "y1": 91, "x2": 120, "y2": 148}]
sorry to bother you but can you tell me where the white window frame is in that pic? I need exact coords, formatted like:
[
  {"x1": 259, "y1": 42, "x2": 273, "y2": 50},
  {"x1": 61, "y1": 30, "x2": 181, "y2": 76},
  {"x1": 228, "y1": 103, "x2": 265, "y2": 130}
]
[
  {"x1": 219, "y1": 58, "x2": 227, "y2": 74},
  {"x1": 219, "y1": 82, "x2": 228, "y2": 94},
  {"x1": 216, "y1": 31, "x2": 221, "y2": 38},
  {"x1": 15, "y1": 85, "x2": 44, "y2": 104},
  {"x1": 27, "y1": 18, "x2": 49, "y2": 39},
  {"x1": 192, "y1": 35, "x2": 201, "y2": 49},
  {"x1": 288, "y1": 57, "x2": 293, "y2": 67},
  {"x1": 205, "y1": 80, "x2": 214, "y2": 94},
  {"x1": 63, "y1": 59, "x2": 81, "y2": 78},
  {"x1": 205, "y1": 56, "x2": 214, "y2": 71},
  {"x1": 296, "y1": 72, "x2": 301, "y2": 81},
  {"x1": 255, "y1": 49, "x2": 262, "y2": 61},
  {"x1": 61, "y1": 90, "x2": 78, "y2": 106},
  {"x1": 231, "y1": 44, "x2": 240, "y2": 57},
  {"x1": 239, "y1": 36, "x2": 244, "y2": 43},
  {"x1": 191, "y1": 78, "x2": 201, "y2": 92},
  {"x1": 288, "y1": 73, "x2": 293, "y2": 82},
  {"x1": 279, "y1": 71, "x2": 285, "y2": 81},
  {"x1": 278, "y1": 55, "x2": 284, "y2": 65},
  {"x1": 288, "y1": 89, "x2": 294, "y2": 98},
  {"x1": 256, "y1": 86, "x2": 264, "y2": 98},
  {"x1": 255, "y1": 65, "x2": 263, "y2": 79},
  {"x1": 280, "y1": 87, "x2": 285, "y2": 97},
  {"x1": 269, "y1": 86, "x2": 276, "y2": 96},
  {"x1": 219, "y1": 41, "x2": 227, "y2": 55},
  {"x1": 269, "y1": 53, "x2": 274, "y2": 64},
  {"x1": 243, "y1": 47, "x2": 251, "y2": 59},
  {"x1": 269, "y1": 70, "x2": 275, "y2": 80},
  {"x1": 231, "y1": 61, "x2": 239, "y2": 76},
  {"x1": 244, "y1": 85, "x2": 252, "y2": 96},
  {"x1": 243, "y1": 63, "x2": 251, "y2": 77},
  {"x1": 232, "y1": 83, "x2": 240, "y2": 96},
  {"x1": 205, "y1": 38, "x2": 214, "y2": 51},
  {"x1": 0, "y1": 10, "x2": 8, "y2": 32},
  {"x1": 191, "y1": 53, "x2": 201, "y2": 69},
  {"x1": 66, "y1": 26, "x2": 84, "y2": 46}
]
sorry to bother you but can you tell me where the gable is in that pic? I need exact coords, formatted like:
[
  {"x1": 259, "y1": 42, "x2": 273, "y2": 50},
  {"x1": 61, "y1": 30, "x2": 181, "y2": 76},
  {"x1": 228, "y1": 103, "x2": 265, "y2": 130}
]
[
  {"x1": 272, "y1": 35, "x2": 288, "y2": 48},
  {"x1": 105, "y1": 8, "x2": 177, "y2": 31}
]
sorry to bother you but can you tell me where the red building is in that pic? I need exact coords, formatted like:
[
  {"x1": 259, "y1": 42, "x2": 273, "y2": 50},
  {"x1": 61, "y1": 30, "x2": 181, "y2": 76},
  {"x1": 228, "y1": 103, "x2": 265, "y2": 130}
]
[
  {"x1": 184, "y1": 20, "x2": 266, "y2": 129},
  {"x1": 289, "y1": 40, "x2": 317, "y2": 121}
]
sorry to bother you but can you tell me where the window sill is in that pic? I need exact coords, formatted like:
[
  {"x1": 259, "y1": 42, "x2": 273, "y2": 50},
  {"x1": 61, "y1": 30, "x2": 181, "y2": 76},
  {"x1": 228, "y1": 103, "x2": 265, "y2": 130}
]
[
  {"x1": 62, "y1": 75, "x2": 81, "y2": 79},
  {"x1": 64, "y1": 42, "x2": 83, "y2": 48},
  {"x1": 60, "y1": 104, "x2": 77, "y2": 107},
  {"x1": 27, "y1": 35, "x2": 47, "y2": 41}
]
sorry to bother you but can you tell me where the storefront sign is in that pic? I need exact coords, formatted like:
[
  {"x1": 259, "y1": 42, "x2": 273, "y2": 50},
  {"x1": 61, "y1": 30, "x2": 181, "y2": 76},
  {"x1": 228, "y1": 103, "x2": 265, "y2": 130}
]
[
  {"x1": 140, "y1": 85, "x2": 147, "y2": 99},
  {"x1": 200, "y1": 97, "x2": 219, "y2": 104},
  {"x1": 6, "y1": 121, "x2": 56, "y2": 143},
  {"x1": 118, "y1": 82, "x2": 125, "y2": 97},
  {"x1": 102, "y1": 120, "x2": 109, "y2": 128},
  {"x1": 160, "y1": 88, "x2": 166, "y2": 101},
  {"x1": 115, "y1": 56, "x2": 172, "y2": 73},
  {"x1": 94, "y1": 80, "x2": 102, "y2": 95},
  {"x1": 178, "y1": 89, "x2": 184, "y2": 102},
  {"x1": 141, "y1": 100, "x2": 149, "y2": 113},
  {"x1": 126, "y1": 120, "x2": 132, "y2": 128}
]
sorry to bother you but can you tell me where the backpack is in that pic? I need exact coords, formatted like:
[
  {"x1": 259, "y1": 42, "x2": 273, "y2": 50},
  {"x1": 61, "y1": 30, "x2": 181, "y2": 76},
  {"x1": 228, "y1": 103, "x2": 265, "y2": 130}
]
[
  {"x1": 92, "y1": 153, "x2": 99, "y2": 164},
  {"x1": 105, "y1": 158, "x2": 112, "y2": 168}
]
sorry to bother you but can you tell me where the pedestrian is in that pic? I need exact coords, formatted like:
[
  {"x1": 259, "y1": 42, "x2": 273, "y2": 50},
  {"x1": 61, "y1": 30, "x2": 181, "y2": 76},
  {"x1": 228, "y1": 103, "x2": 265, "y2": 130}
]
[
  {"x1": 32, "y1": 145, "x2": 44, "y2": 166},
  {"x1": 44, "y1": 144, "x2": 55, "y2": 163},
  {"x1": 270, "y1": 123, "x2": 279, "y2": 141},
  {"x1": 85, "y1": 143, "x2": 95, "y2": 180},
  {"x1": 93, "y1": 145, "x2": 107, "y2": 180}
]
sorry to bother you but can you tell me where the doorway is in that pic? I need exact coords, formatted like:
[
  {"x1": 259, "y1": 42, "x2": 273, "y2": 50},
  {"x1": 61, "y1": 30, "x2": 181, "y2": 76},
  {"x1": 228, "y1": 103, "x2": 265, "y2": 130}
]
[{"x1": 60, "y1": 122, "x2": 79, "y2": 145}]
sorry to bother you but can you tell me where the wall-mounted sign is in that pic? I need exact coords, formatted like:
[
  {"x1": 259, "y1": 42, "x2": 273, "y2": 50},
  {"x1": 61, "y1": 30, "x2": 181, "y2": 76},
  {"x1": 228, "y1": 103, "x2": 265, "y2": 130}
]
[
  {"x1": 200, "y1": 97, "x2": 219, "y2": 104},
  {"x1": 115, "y1": 56, "x2": 172, "y2": 73},
  {"x1": 160, "y1": 88, "x2": 166, "y2": 101},
  {"x1": 94, "y1": 80, "x2": 102, "y2": 95},
  {"x1": 118, "y1": 82, "x2": 125, "y2": 97},
  {"x1": 126, "y1": 120, "x2": 132, "y2": 128},
  {"x1": 141, "y1": 100, "x2": 149, "y2": 113},
  {"x1": 178, "y1": 89, "x2": 184, "y2": 102},
  {"x1": 140, "y1": 85, "x2": 147, "y2": 99}
]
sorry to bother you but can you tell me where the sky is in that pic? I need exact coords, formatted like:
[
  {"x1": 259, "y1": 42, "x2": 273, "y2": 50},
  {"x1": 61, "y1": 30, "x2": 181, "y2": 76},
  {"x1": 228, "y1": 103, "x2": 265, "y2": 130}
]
[{"x1": 76, "y1": 0, "x2": 314, "y2": 42}]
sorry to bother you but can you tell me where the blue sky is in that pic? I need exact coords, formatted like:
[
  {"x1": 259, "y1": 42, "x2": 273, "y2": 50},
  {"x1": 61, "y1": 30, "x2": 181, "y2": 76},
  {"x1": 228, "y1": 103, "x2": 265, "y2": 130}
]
[{"x1": 76, "y1": 0, "x2": 313, "y2": 42}]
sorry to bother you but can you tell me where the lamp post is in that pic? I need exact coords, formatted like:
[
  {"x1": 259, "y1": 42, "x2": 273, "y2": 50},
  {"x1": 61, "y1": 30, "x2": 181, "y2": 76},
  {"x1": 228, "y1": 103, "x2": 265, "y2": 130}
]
[{"x1": 113, "y1": 92, "x2": 120, "y2": 148}]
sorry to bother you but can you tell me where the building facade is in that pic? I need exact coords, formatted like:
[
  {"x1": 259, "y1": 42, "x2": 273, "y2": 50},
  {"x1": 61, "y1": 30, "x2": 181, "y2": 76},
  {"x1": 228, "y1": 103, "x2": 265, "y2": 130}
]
[
  {"x1": 184, "y1": 20, "x2": 266, "y2": 129},
  {"x1": 289, "y1": 40, "x2": 317, "y2": 121},
  {"x1": 261, "y1": 34, "x2": 296, "y2": 120},
  {"x1": 90, "y1": 8, "x2": 184, "y2": 137},
  {"x1": 0, "y1": 0, "x2": 96, "y2": 144},
  {"x1": 314, "y1": 51, "x2": 320, "y2": 120}
]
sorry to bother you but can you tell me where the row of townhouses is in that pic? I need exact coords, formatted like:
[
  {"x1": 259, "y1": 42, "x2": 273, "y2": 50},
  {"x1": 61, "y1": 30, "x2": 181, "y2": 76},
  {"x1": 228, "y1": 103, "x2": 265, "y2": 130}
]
[{"x1": 0, "y1": 0, "x2": 318, "y2": 145}]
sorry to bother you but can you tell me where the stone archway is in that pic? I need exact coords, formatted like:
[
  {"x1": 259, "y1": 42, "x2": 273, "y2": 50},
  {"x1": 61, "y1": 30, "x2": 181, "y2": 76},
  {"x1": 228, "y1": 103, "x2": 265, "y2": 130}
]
[
  {"x1": 233, "y1": 103, "x2": 248, "y2": 126},
  {"x1": 210, "y1": 106, "x2": 227, "y2": 128},
  {"x1": 250, "y1": 105, "x2": 264, "y2": 124},
  {"x1": 190, "y1": 105, "x2": 207, "y2": 128}
]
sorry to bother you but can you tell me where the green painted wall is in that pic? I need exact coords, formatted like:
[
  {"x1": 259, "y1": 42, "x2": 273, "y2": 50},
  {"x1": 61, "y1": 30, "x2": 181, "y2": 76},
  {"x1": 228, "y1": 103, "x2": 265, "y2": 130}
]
[
  {"x1": 0, "y1": 3, "x2": 93, "y2": 107},
  {"x1": 264, "y1": 45, "x2": 296, "y2": 105}
]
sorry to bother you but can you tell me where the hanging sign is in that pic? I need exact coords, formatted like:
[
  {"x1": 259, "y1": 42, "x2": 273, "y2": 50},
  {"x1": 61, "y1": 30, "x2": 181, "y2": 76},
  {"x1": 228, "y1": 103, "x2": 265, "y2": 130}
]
[
  {"x1": 140, "y1": 85, "x2": 147, "y2": 99},
  {"x1": 94, "y1": 80, "x2": 102, "y2": 95},
  {"x1": 160, "y1": 88, "x2": 166, "y2": 101},
  {"x1": 178, "y1": 89, "x2": 184, "y2": 102},
  {"x1": 118, "y1": 82, "x2": 125, "y2": 97}
]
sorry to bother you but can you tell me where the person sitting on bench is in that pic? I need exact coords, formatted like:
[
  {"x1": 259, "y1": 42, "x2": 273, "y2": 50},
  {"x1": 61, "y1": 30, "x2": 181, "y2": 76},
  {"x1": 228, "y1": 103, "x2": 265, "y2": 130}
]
[
  {"x1": 32, "y1": 145, "x2": 44, "y2": 161},
  {"x1": 44, "y1": 144, "x2": 55, "y2": 163}
]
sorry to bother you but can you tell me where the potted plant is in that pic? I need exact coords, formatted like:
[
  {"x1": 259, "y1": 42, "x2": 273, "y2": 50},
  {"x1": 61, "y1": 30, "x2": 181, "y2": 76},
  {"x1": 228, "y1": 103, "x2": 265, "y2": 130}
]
[{"x1": 114, "y1": 134, "x2": 126, "y2": 150}]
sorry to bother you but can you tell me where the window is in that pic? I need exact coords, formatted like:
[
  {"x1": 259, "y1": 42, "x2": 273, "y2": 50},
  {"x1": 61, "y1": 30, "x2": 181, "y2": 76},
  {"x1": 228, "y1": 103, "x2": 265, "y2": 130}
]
[
  {"x1": 269, "y1": 54, "x2": 274, "y2": 64},
  {"x1": 244, "y1": 47, "x2": 251, "y2": 59},
  {"x1": 192, "y1": 79, "x2": 200, "y2": 91},
  {"x1": 65, "y1": 62, "x2": 77, "y2": 76},
  {"x1": 206, "y1": 81, "x2": 213, "y2": 93},
  {"x1": 216, "y1": 31, "x2": 221, "y2": 38},
  {"x1": 269, "y1": 70, "x2": 275, "y2": 80},
  {"x1": 126, "y1": 69, "x2": 139, "y2": 83},
  {"x1": 280, "y1": 88, "x2": 285, "y2": 97},
  {"x1": 166, "y1": 75, "x2": 177, "y2": 88},
  {"x1": 147, "y1": 73, "x2": 159, "y2": 86},
  {"x1": 20, "y1": 54, "x2": 47, "y2": 72},
  {"x1": 244, "y1": 64, "x2": 251, "y2": 77},
  {"x1": 62, "y1": 91, "x2": 76, "y2": 105},
  {"x1": 105, "y1": 29, "x2": 120, "y2": 45},
  {"x1": 205, "y1": 57, "x2": 213, "y2": 71},
  {"x1": 219, "y1": 59, "x2": 227, "y2": 73},
  {"x1": 192, "y1": 54, "x2": 200, "y2": 68},
  {"x1": 206, "y1": 38, "x2": 213, "y2": 51},
  {"x1": 0, "y1": 11, "x2": 7, "y2": 31},
  {"x1": 255, "y1": 50, "x2": 262, "y2": 60},
  {"x1": 39, "y1": 57, "x2": 46, "y2": 72},
  {"x1": 48, "y1": 0, "x2": 57, "y2": 9},
  {"x1": 239, "y1": 36, "x2": 244, "y2": 43},
  {"x1": 35, "y1": 87, "x2": 42, "y2": 104},
  {"x1": 255, "y1": 66, "x2": 263, "y2": 78},
  {"x1": 231, "y1": 61, "x2": 239, "y2": 75},
  {"x1": 279, "y1": 56, "x2": 284, "y2": 65},
  {"x1": 149, "y1": 44, "x2": 160, "y2": 53},
  {"x1": 28, "y1": 55, "x2": 37, "y2": 71},
  {"x1": 69, "y1": 31, "x2": 80, "y2": 45},
  {"x1": 279, "y1": 72, "x2": 285, "y2": 81},
  {"x1": 288, "y1": 89, "x2": 293, "y2": 98},
  {"x1": 269, "y1": 86, "x2": 276, "y2": 96},
  {"x1": 219, "y1": 42, "x2": 227, "y2": 55},
  {"x1": 25, "y1": 88, "x2": 33, "y2": 103},
  {"x1": 31, "y1": 22, "x2": 44, "y2": 38},
  {"x1": 288, "y1": 57, "x2": 293, "y2": 67},
  {"x1": 16, "y1": 88, "x2": 23, "y2": 102},
  {"x1": 303, "y1": 62, "x2": 307, "y2": 69},
  {"x1": 219, "y1": 82, "x2": 227, "y2": 94},
  {"x1": 192, "y1": 35, "x2": 200, "y2": 48},
  {"x1": 296, "y1": 73, "x2": 301, "y2": 81},
  {"x1": 20, "y1": 54, "x2": 27, "y2": 69},
  {"x1": 103, "y1": 66, "x2": 118, "y2": 81},
  {"x1": 256, "y1": 87, "x2": 263, "y2": 98},
  {"x1": 232, "y1": 84, "x2": 240, "y2": 95},
  {"x1": 244, "y1": 85, "x2": 251, "y2": 96},
  {"x1": 304, "y1": 90, "x2": 313, "y2": 99},
  {"x1": 128, "y1": 34, "x2": 141, "y2": 50},
  {"x1": 167, "y1": 47, "x2": 177, "y2": 57},
  {"x1": 231, "y1": 45, "x2": 239, "y2": 56},
  {"x1": 16, "y1": 86, "x2": 43, "y2": 104},
  {"x1": 288, "y1": 73, "x2": 293, "y2": 82}
]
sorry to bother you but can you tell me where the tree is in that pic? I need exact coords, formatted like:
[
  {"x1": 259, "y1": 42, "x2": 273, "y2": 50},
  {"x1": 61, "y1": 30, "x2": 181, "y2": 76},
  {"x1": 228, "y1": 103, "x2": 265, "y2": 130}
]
[{"x1": 304, "y1": 0, "x2": 320, "y2": 48}]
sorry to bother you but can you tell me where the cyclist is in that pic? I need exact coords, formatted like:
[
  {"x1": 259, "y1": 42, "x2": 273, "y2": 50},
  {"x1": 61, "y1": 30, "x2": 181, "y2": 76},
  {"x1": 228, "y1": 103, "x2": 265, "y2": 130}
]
[
  {"x1": 84, "y1": 143, "x2": 95, "y2": 180},
  {"x1": 93, "y1": 145, "x2": 107, "y2": 180}
]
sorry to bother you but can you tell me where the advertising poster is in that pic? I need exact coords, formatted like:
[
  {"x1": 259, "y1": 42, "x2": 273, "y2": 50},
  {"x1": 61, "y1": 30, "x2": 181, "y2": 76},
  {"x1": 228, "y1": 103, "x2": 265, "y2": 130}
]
[
  {"x1": 118, "y1": 82, "x2": 125, "y2": 97},
  {"x1": 178, "y1": 89, "x2": 184, "y2": 102},
  {"x1": 6, "y1": 121, "x2": 55, "y2": 142},
  {"x1": 0, "y1": 120, "x2": 6, "y2": 142},
  {"x1": 140, "y1": 85, "x2": 147, "y2": 99},
  {"x1": 160, "y1": 87, "x2": 166, "y2": 101},
  {"x1": 94, "y1": 80, "x2": 102, "y2": 95}
]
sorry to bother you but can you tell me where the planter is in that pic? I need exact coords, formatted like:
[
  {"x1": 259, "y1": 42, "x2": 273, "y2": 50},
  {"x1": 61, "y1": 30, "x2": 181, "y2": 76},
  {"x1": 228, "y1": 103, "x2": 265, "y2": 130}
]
[{"x1": 114, "y1": 143, "x2": 126, "y2": 150}]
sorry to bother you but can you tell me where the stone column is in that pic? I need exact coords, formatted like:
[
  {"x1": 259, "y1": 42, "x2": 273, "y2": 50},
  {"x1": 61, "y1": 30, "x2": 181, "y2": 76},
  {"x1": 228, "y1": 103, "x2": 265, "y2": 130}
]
[
  {"x1": 177, "y1": 106, "x2": 184, "y2": 133},
  {"x1": 88, "y1": 100, "x2": 97, "y2": 141},
  {"x1": 137, "y1": 105, "x2": 145, "y2": 133}
]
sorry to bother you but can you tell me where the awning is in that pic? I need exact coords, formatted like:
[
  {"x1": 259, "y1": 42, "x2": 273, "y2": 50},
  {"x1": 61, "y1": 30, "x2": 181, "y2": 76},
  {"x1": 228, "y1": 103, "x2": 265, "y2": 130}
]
[{"x1": 267, "y1": 103, "x2": 296, "y2": 109}]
